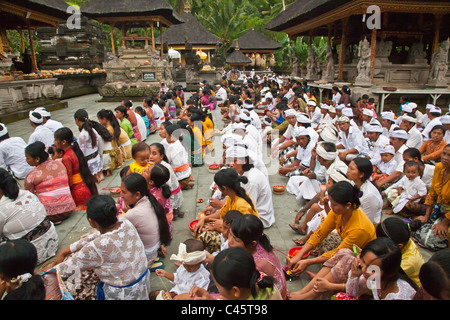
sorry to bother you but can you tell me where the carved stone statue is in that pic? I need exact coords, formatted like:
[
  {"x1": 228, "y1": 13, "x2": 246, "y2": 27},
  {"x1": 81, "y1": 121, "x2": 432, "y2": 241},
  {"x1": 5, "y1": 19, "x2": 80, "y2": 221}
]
[
  {"x1": 269, "y1": 54, "x2": 275, "y2": 68},
  {"x1": 321, "y1": 43, "x2": 335, "y2": 82},
  {"x1": 306, "y1": 46, "x2": 319, "y2": 80},
  {"x1": 407, "y1": 41, "x2": 427, "y2": 64},
  {"x1": 376, "y1": 40, "x2": 392, "y2": 60},
  {"x1": 427, "y1": 39, "x2": 449, "y2": 87},
  {"x1": 355, "y1": 38, "x2": 372, "y2": 86}
]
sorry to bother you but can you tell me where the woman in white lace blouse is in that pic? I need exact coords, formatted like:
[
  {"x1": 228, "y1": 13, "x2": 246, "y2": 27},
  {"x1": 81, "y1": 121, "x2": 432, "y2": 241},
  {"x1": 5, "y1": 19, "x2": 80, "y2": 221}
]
[
  {"x1": 345, "y1": 237, "x2": 418, "y2": 300},
  {"x1": 52, "y1": 195, "x2": 150, "y2": 300}
]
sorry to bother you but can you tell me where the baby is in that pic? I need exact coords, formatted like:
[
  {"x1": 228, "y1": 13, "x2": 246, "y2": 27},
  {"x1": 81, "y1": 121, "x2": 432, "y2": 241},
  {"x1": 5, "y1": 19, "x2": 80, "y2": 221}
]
[
  {"x1": 153, "y1": 239, "x2": 209, "y2": 300},
  {"x1": 127, "y1": 142, "x2": 152, "y2": 175},
  {"x1": 384, "y1": 160, "x2": 427, "y2": 217},
  {"x1": 371, "y1": 144, "x2": 398, "y2": 182}
]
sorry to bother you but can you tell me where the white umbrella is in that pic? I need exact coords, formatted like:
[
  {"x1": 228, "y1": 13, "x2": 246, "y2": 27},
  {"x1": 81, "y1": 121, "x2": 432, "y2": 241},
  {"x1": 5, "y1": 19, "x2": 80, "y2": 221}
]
[{"x1": 168, "y1": 49, "x2": 181, "y2": 60}]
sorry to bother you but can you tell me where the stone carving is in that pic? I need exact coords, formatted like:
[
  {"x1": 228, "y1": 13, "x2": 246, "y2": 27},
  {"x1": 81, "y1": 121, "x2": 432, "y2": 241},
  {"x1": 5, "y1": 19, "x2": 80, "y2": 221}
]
[
  {"x1": 407, "y1": 41, "x2": 427, "y2": 64},
  {"x1": 354, "y1": 38, "x2": 372, "y2": 86},
  {"x1": 376, "y1": 40, "x2": 392, "y2": 60},
  {"x1": 321, "y1": 43, "x2": 335, "y2": 82},
  {"x1": 306, "y1": 46, "x2": 319, "y2": 80},
  {"x1": 269, "y1": 54, "x2": 275, "y2": 68},
  {"x1": 427, "y1": 39, "x2": 449, "y2": 87}
]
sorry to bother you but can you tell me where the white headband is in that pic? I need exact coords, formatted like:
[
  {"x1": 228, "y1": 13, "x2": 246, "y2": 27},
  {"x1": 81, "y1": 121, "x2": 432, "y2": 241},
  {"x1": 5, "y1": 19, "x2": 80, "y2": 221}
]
[
  {"x1": 390, "y1": 129, "x2": 408, "y2": 140},
  {"x1": 402, "y1": 115, "x2": 417, "y2": 123},
  {"x1": 320, "y1": 125, "x2": 339, "y2": 143},
  {"x1": 239, "y1": 111, "x2": 252, "y2": 122},
  {"x1": 329, "y1": 169, "x2": 350, "y2": 184},
  {"x1": 0, "y1": 123, "x2": 7, "y2": 137},
  {"x1": 243, "y1": 101, "x2": 254, "y2": 109},
  {"x1": 29, "y1": 111, "x2": 43, "y2": 124},
  {"x1": 170, "y1": 243, "x2": 206, "y2": 265},
  {"x1": 293, "y1": 127, "x2": 309, "y2": 138},
  {"x1": 316, "y1": 142, "x2": 338, "y2": 161},
  {"x1": 342, "y1": 108, "x2": 353, "y2": 117},
  {"x1": 226, "y1": 146, "x2": 249, "y2": 159},
  {"x1": 262, "y1": 116, "x2": 271, "y2": 126},
  {"x1": 35, "y1": 107, "x2": 51, "y2": 117},
  {"x1": 284, "y1": 109, "x2": 297, "y2": 117}
]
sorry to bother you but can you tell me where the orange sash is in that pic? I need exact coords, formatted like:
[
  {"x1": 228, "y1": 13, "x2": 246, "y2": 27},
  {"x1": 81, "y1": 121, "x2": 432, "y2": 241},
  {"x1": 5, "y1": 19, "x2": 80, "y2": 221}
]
[
  {"x1": 72, "y1": 173, "x2": 83, "y2": 184},
  {"x1": 173, "y1": 163, "x2": 190, "y2": 173}
]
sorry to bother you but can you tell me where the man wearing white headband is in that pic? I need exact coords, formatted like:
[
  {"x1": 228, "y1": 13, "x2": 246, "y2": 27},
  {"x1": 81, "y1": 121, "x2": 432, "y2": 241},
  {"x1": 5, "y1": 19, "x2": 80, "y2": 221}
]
[
  {"x1": 243, "y1": 99, "x2": 261, "y2": 130},
  {"x1": 0, "y1": 123, "x2": 33, "y2": 179},
  {"x1": 286, "y1": 141, "x2": 347, "y2": 206},
  {"x1": 361, "y1": 108, "x2": 381, "y2": 135},
  {"x1": 226, "y1": 146, "x2": 275, "y2": 228},
  {"x1": 381, "y1": 110, "x2": 399, "y2": 138},
  {"x1": 279, "y1": 127, "x2": 315, "y2": 177},
  {"x1": 238, "y1": 110, "x2": 263, "y2": 155},
  {"x1": 271, "y1": 108, "x2": 301, "y2": 160},
  {"x1": 365, "y1": 124, "x2": 390, "y2": 164},
  {"x1": 28, "y1": 110, "x2": 54, "y2": 148},
  {"x1": 399, "y1": 114, "x2": 423, "y2": 149},
  {"x1": 336, "y1": 116, "x2": 369, "y2": 162},
  {"x1": 35, "y1": 107, "x2": 63, "y2": 134},
  {"x1": 228, "y1": 127, "x2": 259, "y2": 156},
  {"x1": 421, "y1": 106, "x2": 442, "y2": 142},
  {"x1": 418, "y1": 103, "x2": 435, "y2": 128}
]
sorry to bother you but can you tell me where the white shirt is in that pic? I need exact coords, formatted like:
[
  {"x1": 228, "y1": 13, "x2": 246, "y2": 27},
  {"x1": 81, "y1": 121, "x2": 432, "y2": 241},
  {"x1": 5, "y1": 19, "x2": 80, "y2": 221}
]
[
  {"x1": 405, "y1": 126, "x2": 423, "y2": 149},
  {"x1": 152, "y1": 104, "x2": 165, "y2": 126},
  {"x1": 245, "y1": 124, "x2": 263, "y2": 155},
  {"x1": 308, "y1": 107, "x2": 322, "y2": 129},
  {"x1": 249, "y1": 109, "x2": 262, "y2": 130},
  {"x1": 43, "y1": 119, "x2": 63, "y2": 134},
  {"x1": 296, "y1": 140, "x2": 315, "y2": 168},
  {"x1": 338, "y1": 126, "x2": 370, "y2": 156},
  {"x1": 28, "y1": 125, "x2": 54, "y2": 148},
  {"x1": 367, "y1": 134, "x2": 390, "y2": 164},
  {"x1": 242, "y1": 167, "x2": 275, "y2": 228},
  {"x1": 166, "y1": 140, "x2": 191, "y2": 181},
  {"x1": 171, "y1": 264, "x2": 210, "y2": 295},
  {"x1": 216, "y1": 87, "x2": 228, "y2": 101},
  {"x1": 359, "y1": 180, "x2": 383, "y2": 224},
  {"x1": 332, "y1": 92, "x2": 341, "y2": 105},
  {"x1": 373, "y1": 157, "x2": 398, "y2": 175},
  {"x1": 135, "y1": 112, "x2": 147, "y2": 141},
  {"x1": 392, "y1": 175, "x2": 428, "y2": 200},
  {"x1": 78, "y1": 129, "x2": 103, "y2": 175},
  {"x1": 394, "y1": 144, "x2": 409, "y2": 173},
  {"x1": 0, "y1": 137, "x2": 33, "y2": 179}
]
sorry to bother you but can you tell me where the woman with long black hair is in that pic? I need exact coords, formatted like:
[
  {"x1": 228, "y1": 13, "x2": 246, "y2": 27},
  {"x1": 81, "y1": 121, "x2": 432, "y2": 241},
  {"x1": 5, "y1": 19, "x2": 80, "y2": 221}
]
[
  {"x1": 97, "y1": 108, "x2": 132, "y2": 163},
  {"x1": 120, "y1": 173, "x2": 171, "y2": 265},
  {"x1": 54, "y1": 127, "x2": 98, "y2": 209},
  {"x1": 73, "y1": 109, "x2": 103, "y2": 182},
  {"x1": 193, "y1": 168, "x2": 258, "y2": 253}
]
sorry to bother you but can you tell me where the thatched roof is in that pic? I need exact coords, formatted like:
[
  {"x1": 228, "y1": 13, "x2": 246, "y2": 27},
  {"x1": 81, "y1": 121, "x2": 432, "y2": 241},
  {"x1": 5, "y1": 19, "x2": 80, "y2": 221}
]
[
  {"x1": 156, "y1": 12, "x2": 221, "y2": 46},
  {"x1": 226, "y1": 49, "x2": 251, "y2": 65},
  {"x1": 265, "y1": 0, "x2": 349, "y2": 32},
  {"x1": 2, "y1": 0, "x2": 70, "y2": 28},
  {"x1": 229, "y1": 29, "x2": 281, "y2": 52},
  {"x1": 81, "y1": 0, "x2": 183, "y2": 25}
]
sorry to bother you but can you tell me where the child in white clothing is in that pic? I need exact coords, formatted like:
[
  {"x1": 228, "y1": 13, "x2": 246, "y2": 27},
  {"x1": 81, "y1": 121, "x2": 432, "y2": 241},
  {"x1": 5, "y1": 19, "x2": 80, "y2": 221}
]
[
  {"x1": 371, "y1": 144, "x2": 398, "y2": 183},
  {"x1": 384, "y1": 161, "x2": 427, "y2": 217},
  {"x1": 153, "y1": 239, "x2": 209, "y2": 299}
]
